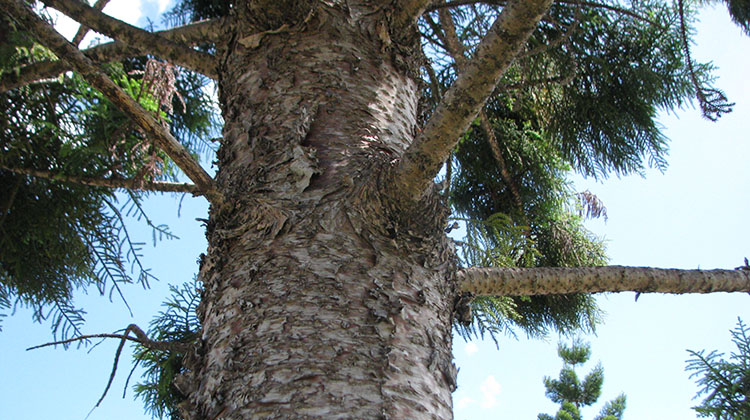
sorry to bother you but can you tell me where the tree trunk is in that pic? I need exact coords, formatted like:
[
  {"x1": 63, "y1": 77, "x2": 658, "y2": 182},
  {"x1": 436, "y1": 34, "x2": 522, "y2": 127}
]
[{"x1": 178, "y1": 3, "x2": 458, "y2": 419}]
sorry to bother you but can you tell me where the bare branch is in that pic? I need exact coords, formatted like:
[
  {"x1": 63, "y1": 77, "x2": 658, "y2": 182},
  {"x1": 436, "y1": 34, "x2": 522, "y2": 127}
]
[
  {"x1": 4, "y1": 0, "x2": 223, "y2": 204},
  {"x1": 71, "y1": 0, "x2": 110, "y2": 46},
  {"x1": 26, "y1": 324, "x2": 190, "y2": 352},
  {"x1": 1, "y1": 165, "x2": 200, "y2": 194},
  {"x1": 389, "y1": 0, "x2": 553, "y2": 201},
  {"x1": 1, "y1": 18, "x2": 226, "y2": 92},
  {"x1": 40, "y1": 0, "x2": 217, "y2": 78},
  {"x1": 458, "y1": 266, "x2": 750, "y2": 296},
  {"x1": 27, "y1": 324, "x2": 191, "y2": 412}
]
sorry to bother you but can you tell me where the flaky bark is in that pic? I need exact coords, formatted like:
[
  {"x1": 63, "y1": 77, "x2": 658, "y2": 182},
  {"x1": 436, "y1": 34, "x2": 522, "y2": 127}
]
[
  {"x1": 1, "y1": 18, "x2": 225, "y2": 92},
  {"x1": 41, "y1": 0, "x2": 217, "y2": 78},
  {"x1": 458, "y1": 266, "x2": 750, "y2": 296},
  {"x1": 176, "y1": 2, "x2": 457, "y2": 419},
  {"x1": 5, "y1": 0, "x2": 221, "y2": 203},
  {"x1": 390, "y1": 0, "x2": 553, "y2": 201}
]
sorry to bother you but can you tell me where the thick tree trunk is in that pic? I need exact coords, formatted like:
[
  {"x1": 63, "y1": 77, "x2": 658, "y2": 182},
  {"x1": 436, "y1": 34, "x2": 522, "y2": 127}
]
[{"x1": 178, "y1": 3, "x2": 458, "y2": 419}]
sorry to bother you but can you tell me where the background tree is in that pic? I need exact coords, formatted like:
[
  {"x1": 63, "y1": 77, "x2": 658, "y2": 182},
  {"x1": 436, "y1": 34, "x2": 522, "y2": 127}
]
[
  {"x1": 538, "y1": 339, "x2": 626, "y2": 420},
  {"x1": 686, "y1": 317, "x2": 750, "y2": 419},
  {"x1": 1, "y1": 0, "x2": 750, "y2": 419}
]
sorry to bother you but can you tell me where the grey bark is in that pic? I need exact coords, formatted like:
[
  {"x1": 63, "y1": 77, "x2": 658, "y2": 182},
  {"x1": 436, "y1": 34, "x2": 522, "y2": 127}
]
[
  {"x1": 458, "y1": 266, "x2": 750, "y2": 296},
  {"x1": 177, "y1": 2, "x2": 457, "y2": 419}
]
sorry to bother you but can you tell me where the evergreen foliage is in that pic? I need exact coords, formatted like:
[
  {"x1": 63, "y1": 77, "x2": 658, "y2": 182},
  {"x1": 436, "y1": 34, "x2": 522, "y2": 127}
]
[
  {"x1": 686, "y1": 318, "x2": 750, "y2": 419},
  {"x1": 133, "y1": 280, "x2": 201, "y2": 420},
  {"x1": 0, "y1": 10, "x2": 218, "y2": 339},
  {"x1": 2, "y1": 0, "x2": 750, "y2": 417},
  {"x1": 538, "y1": 339, "x2": 626, "y2": 420}
]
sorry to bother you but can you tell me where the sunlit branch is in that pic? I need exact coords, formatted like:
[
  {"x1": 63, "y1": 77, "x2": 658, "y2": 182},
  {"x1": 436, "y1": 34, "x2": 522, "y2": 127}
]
[
  {"x1": 1, "y1": 18, "x2": 226, "y2": 92},
  {"x1": 458, "y1": 266, "x2": 750, "y2": 296},
  {"x1": 4, "y1": 0, "x2": 223, "y2": 204},
  {"x1": 390, "y1": 0, "x2": 553, "y2": 201},
  {"x1": 436, "y1": 9, "x2": 526, "y2": 212},
  {"x1": 1, "y1": 165, "x2": 200, "y2": 194},
  {"x1": 40, "y1": 0, "x2": 217, "y2": 78}
]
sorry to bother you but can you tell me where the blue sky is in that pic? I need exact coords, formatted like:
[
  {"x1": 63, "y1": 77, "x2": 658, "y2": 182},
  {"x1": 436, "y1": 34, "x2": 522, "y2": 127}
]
[{"x1": 1, "y1": 2, "x2": 749, "y2": 420}]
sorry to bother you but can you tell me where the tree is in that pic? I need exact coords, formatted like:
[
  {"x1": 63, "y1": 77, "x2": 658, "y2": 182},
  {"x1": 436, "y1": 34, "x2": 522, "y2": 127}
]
[
  {"x1": 538, "y1": 339, "x2": 626, "y2": 420},
  {"x1": 2, "y1": 0, "x2": 750, "y2": 419},
  {"x1": 686, "y1": 317, "x2": 750, "y2": 419}
]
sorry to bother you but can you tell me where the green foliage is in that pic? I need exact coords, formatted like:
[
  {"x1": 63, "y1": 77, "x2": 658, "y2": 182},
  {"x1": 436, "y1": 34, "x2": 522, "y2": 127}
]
[
  {"x1": 425, "y1": 0, "x2": 726, "y2": 343},
  {"x1": 0, "y1": 14, "x2": 217, "y2": 339},
  {"x1": 133, "y1": 281, "x2": 201, "y2": 420},
  {"x1": 686, "y1": 318, "x2": 750, "y2": 419},
  {"x1": 538, "y1": 339, "x2": 626, "y2": 420}
]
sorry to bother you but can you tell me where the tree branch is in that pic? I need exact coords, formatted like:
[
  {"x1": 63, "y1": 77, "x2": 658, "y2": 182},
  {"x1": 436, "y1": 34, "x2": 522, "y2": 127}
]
[
  {"x1": 437, "y1": 8, "x2": 526, "y2": 213},
  {"x1": 27, "y1": 324, "x2": 191, "y2": 412},
  {"x1": 1, "y1": 165, "x2": 200, "y2": 194},
  {"x1": 1, "y1": 17, "x2": 226, "y2": 93},
  {"x1": 392, "y1": 0, "x2": 435, "y2": 30},
  {"x1": 70, "y1": 0, "x2": 110, "y2": 46},
  {"x1": 4, "y1": 0, "x2": 223, "y2": 204},
  {"x1": 458, "y1": 266, "x2": 750, "y2": 296},
  {"x1": 389, "y1": 0, "x2": 553, "y2": 201},
  {"x1": 40, "y1": 0, "x2": 217, "y2": 79}
]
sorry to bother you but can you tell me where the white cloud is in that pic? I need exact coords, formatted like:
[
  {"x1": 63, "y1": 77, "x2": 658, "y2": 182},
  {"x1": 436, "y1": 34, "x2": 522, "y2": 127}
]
[
  {"x1": 103, "y1": 0, "x2": 143, "y2": 26},
  {"x1": 455, "y1": 396, "x2": 475, "y2": 410},
  {"x1": 479, "y1": 375, "x2": 502, "y2": 409},
  {"x1": 156, "y1": 0, "x2": 172, "y2": 14},
  {"x1": 465, "y1": 342, "x2": 478, "y2": 356}
]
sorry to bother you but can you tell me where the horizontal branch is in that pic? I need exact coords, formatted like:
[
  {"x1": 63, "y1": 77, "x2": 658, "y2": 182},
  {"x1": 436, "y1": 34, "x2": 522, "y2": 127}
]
[
  {"x1": 389, "y1": 0, "x2": 553, "y2": 201},
  {"x1": 1, "y1": 17, "x2": 225, "y2": 93},
  {"x1": 1, "y1": 165, "x2": 199, "y2": 194},
  {"x1": 458, "y1": 266, "x2": 750, "y2": 296},
  {"x1": 4, "y1": 0, "x2": 222, "y2": 204},
  {"x1": 26, "y1": 324, "x2": 191, "y2": 353},
  {"x1": 41, "y1": 0, "x2": 217, "y2": 78}
]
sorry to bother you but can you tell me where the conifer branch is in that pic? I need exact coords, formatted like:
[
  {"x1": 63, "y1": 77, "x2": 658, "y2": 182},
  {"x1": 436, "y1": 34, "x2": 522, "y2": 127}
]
[
  {"x1": 436, "y1": 9, "x2": 526, "y2": 214},
  {"x1": 40, "y1": 0, "x2": 217, "y2": 79},
  {"x1": 1, "y1": 17, "x2": 225, "y2": 92},
  {"x1": 458, "y1": 266, "x2": 750, "y2": 297},
  {"x1": 390, "y1": 0, "x2": 553, "y2": 201},
  {"x1": 4, "y1": 0, "x2": 223, "y2": 204},
  {"x1": 1, "y1": 165, "x2": 200, "y2": 194},
  {"x1": 676, "y1": 0, "x2": 733, "y2": 121}
]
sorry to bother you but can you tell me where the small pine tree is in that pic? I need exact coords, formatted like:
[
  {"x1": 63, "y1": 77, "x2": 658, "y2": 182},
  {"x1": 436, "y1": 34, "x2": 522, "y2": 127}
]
[
  {"x1": 538, "y1": 339, "x2": 626, "y2": 420},
  {"x1": 686, "y1": 318, "x2": 750, "y2": 419}
]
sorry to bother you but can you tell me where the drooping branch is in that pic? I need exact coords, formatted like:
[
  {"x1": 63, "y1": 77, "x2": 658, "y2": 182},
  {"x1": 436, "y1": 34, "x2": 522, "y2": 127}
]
[
  {"x1": 458, "y1": 266, "x2": 750, "y2": 296},
  {"x1": 389, "y1": 0, "x2": 553, "y2": 201},
  {"x1": 40, "y1": 0, "x2": 217, "y2": 79},
  {"x1": 1, "y1": 165, "x2": 200, "y2": 194},
  {"x1": 27, "y1": 324, "x2": 191, "y2": 411},
  {"x1": 1, "y1": 17, "x2": 226, "y2": 92},
  {"x1": 4, "y1": 0, "x2": 222, "y2": 204}
]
